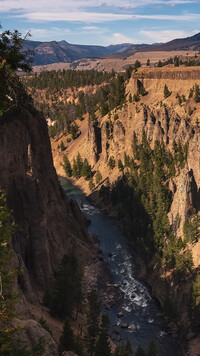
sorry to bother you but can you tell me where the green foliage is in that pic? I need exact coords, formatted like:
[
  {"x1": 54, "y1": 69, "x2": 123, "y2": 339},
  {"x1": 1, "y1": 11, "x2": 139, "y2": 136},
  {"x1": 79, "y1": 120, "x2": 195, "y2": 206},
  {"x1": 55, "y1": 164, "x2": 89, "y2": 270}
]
[
  {"x1": 95, "y1": 315, "x2": 111, "y2": 356},
  {"x1": 132, "y1": 132, "x2": 140, "y2": 160},
  {"x1": 60, "y1": 140, "x2": 65, "y2": 151},
  {"x1": 194, "y1": 83, "x2": 200, "y2": 103},
  {"x1": 146, "y1": 58, "x2": 150, "y2": 66},
  {"x1": 183, "y1": 208, "x2": 200, "y2": 243},
  {"x1": 188, "y1": 106, "x2": 193, "y2": 116},
  {"x1": 39, "y1": 318, "x2": 52, "y2": 335},
  {"x1": 189, "y1": 86, "x2": 194, "y2": 98},
  {"x1": 108, "y1": 134, "x2": 189, "y2": 263},
  {"x1": 163, "y1": 296, "x2": 179, "y2": 321},
  {"x1": 164, "y1": 84, "x2": 171, "y2": 98},
  {"x1": 0, "y1": 27, "x2": 32, "y2": 72},
  {"x1": 70, "y1": 122, "x2": 79, "y2": 140},
  {"x1": 133, "y1": 60, "x2": 141, "y2": 72},
  {"x1": 108, "y1": 156, "x2": 115, "y2": 170},
  {"x1": 85, "y1": 290, "x2": 101, "y2": 356},
  {"x1": 26, "y1": 69, "x2": 115, "y2": 90},
  {"x1": 125, "y1": 65, "x2": 134, "y2": 79},
  {"x1": 133, "y1": 93, "x2": 140, "y2": 102},
  {"x1": 95, "y1": 170, "x2": 102, "y2": 185},
  {"x1": 113, "y1": 340, "x2": 157, "y2": 356},
  {"x1": 138, "y1": 85, "x2": 147, "y2": 96},
  {"x1": 118, "y1": 159, "x2": 124, "y2": 173},
  {"x1": 81, "y1": 158, "x2": 92, "y2": 180},
  {"x1": 114, "y1": 340, "x2": 133, "y2": 356},
  {"x1": 174, "y1": 56, "x2": 180, "y2": 67},
  {"x1": 89, "y1": 178, "x2": 95, "y2": 191},
  {"x1": 24, "y1": 69, "x2": 126, "y2": 138},
  {"x1": 59, "y1": 320, "x2": 83, "y2": 356},
  {"x1": 190, "y1": 272, "x2": 200, "y2": 329},
  {"x1": 128, "y1": 93, "x2": 132, "y2": 103},
  {"x1": 45, "y1": 253, "x2": 83, "y2": 319},
  {"x1": 63, "y1": 155, "x2": 72, "y2": 177},
  {"x1": 72, "y1": 153, "x2": 83, "y2": 179},
  {"x1": 176, "y1": 93, "x2": 182, "y2": 105},
  {"x1": 101, "y1": 102, "x2": 109, "y2": 117}
]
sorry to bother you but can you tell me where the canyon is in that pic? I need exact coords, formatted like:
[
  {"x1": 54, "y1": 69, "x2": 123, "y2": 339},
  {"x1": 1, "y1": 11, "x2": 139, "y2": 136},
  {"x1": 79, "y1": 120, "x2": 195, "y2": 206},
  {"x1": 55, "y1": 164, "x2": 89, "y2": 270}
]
[{"x1": 51, "y1": 66, "x2": 200, "y2": 355}]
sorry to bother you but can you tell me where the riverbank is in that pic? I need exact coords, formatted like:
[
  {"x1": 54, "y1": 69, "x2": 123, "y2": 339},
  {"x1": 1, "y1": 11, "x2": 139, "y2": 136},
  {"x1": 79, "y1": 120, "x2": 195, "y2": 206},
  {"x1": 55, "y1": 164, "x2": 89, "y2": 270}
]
[
  {"x1": 62, "y1": 176, "x2": 193, "y2": 355},
  {"x1": 61, "y1": 177, "x2": 183, "y2": 355}
]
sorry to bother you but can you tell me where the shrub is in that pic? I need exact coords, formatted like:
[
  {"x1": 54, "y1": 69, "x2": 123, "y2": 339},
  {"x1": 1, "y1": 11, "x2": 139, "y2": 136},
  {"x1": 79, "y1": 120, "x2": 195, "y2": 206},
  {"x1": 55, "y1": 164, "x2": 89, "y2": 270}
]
[{"x1": 108, "y1": 156, "x2": 115, "y2": 170}]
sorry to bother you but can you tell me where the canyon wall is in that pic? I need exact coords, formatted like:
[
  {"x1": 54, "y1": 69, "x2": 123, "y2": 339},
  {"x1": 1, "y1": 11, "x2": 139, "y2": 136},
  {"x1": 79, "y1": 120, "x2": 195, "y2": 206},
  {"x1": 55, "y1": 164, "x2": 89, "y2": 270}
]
[{"x1": 0, "y1": 73, "x2": 94, "y2": 354}]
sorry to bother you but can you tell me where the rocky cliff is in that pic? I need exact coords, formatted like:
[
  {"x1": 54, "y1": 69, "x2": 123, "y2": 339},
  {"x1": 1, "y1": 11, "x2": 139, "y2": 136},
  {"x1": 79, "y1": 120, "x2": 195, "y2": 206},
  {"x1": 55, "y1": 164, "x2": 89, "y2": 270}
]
[{"x1": 0, "y1": 72, "x2": 94, "y2": 354}]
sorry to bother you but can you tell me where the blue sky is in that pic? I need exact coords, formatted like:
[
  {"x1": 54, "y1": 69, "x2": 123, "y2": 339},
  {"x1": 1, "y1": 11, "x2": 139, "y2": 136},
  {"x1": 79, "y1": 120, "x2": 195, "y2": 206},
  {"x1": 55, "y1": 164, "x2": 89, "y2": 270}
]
[{"x1": 0, "y1": 0, "x2": 200, "y2": 45}]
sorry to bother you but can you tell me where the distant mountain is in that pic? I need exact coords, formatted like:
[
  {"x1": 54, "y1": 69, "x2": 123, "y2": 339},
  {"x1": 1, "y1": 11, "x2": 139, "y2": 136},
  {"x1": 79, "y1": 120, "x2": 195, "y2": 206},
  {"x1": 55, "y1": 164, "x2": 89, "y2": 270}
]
[
  {"x1": 120, "y1": 32, "x2": 200, "y2": 57},
  {"x1": 25, "y1": 32, "x2": 200, "y2": 67},
  {"x1": 24, "y1": 40, "x2": 134, "y2": 66}
]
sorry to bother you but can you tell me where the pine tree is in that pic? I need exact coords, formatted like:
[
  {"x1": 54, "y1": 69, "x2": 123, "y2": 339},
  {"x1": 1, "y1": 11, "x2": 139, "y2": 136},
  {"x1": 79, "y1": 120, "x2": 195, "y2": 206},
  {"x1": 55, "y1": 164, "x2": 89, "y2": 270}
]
[
  {"x1": 89, "y1": 178, "x2": 95, "y2": 191},
  {"x1": 76, "y1": 152, "x2": 83, "y2": 178},
  {"x1": 59, "y1": 320, "x2": 83, "y2": 356},
  {"x1": 108, "y1": 156, "x2": 115, "y2": 170},
  {"x1": 85, "y1": 290, "x2": 101, "y2": 356},
  {"x1": 70, "y1": 122, "x2": 79, "y2": 140},
  {"x1": 132, "y1": 132, "x2": 140, "y2": 160},
  {"x1": 63, "y1": 155, "x2": 72, "y2": 177},
  {"x1": 95, "y1": 315, "x2": 111, "y2": 356},
  {"x1": 81, "y1": 158, "x2": 92, "y2": 180},
  {"x1": 95, "y1": 170, "x2": 102, "y2": 185},
  {"x1": 164, "y1": 84, "x2": 171, "y2": 98},
  {"x1": 194, "y1": 83, "x2": 200, "y2": 103},
  {"x1": 118, "y1": 159, "x2": 124, "y2": 173},
  {"x1": 60, "y1": 140, "x2": 65, "y2": 151}
]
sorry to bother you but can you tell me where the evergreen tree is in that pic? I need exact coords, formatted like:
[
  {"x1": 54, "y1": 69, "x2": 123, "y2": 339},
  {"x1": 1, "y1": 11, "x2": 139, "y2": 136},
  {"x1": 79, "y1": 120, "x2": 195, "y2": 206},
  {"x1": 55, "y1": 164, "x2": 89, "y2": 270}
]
[
  {"x1": 63, "y1": 155, "x2": 72, "y2": 177},
  {"x1": 128, "y1": 93, "x2": 132, "y2": 103},
  {"x1": 70, "y1": 122, "x2": 79, "y2": 140},
  {"x1": 89, "y1": 178, "x2": 95, "y2": 191},
  {"x1": 101, "y1": 102, "x2": 109, "y2": 117},
  {"x1": 147, "y1": 58, "x2": 150, "y2": 66},
  {"x1": 194, "y1": 83, "x2": 200, "y2": 103},
  {"x1": 59, "y1": 320, "x2": 83, "y2": 356},
  {"x1": 132, "y1": 132, "x2": 140, "y2": 160},
  {"x1": 95, "y1": 170, "x2": 102, "y2": 185},
  {"x1": 76, "y1": 152, "x2": 83, "y2": 178},
  {"x1": 85, "y1": 290, "x2": 101, "y2": 356},
  {"x1": 108, "y1": 156, "x2": 115, "y2": 170},
  {"x1": 60, "y1": 140, "x2": 65, "y2": 151},
  {"x1": 47, "y1": 253, "x2": 83, "y2": 319},
  {"x1": 0, "y1": 27, "x2": 32, "y2": 72},
  {"x1": 81, "y1": 158, "x2": 92, "y2": 180},
  {"x1": 118, "y1": 159, "x2": 124, "y2": 173},
  {"x1": 95, "y1": 315, "x2": 111, "y2": 356},
  {"x1": 164, "y1": 84, "x2": 171, "y2": 98}
]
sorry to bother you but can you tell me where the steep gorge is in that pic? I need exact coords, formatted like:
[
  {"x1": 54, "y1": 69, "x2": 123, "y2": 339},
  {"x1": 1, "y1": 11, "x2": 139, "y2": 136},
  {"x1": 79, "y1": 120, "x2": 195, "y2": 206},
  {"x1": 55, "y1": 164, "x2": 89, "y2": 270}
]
[{"x1": 52, "y1": 67, "x2": 200, "y2": 354}]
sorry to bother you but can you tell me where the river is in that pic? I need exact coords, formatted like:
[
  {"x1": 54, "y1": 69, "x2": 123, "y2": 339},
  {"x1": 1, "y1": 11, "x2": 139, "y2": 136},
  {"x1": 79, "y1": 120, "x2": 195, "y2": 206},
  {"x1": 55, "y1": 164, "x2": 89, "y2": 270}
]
[{"x1": 60, "y1": 177, "x2": 183, "y2": 356}]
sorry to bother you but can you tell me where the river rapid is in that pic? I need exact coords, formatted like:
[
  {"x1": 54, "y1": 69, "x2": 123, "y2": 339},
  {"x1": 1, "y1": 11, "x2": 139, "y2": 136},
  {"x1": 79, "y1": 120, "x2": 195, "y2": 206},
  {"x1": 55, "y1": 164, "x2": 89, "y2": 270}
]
[{"x1": 60, "y1": 177, "x2": 183, "y2": 356}]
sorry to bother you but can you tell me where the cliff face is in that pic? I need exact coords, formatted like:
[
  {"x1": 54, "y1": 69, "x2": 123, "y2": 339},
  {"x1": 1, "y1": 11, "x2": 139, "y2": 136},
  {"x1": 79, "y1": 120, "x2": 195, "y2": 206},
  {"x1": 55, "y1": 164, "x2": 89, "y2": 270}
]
[{"x1": 0, "y1": 76, "x2": 93, "y2": 304}]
